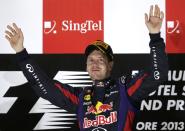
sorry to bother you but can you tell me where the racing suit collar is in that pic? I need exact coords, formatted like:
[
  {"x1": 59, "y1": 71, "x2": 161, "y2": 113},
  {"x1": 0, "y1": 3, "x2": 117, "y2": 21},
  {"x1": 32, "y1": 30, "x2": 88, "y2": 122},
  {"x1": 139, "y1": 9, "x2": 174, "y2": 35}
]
[{"x1": 93, "y1": 77, "x2": 112, "y2": 88}]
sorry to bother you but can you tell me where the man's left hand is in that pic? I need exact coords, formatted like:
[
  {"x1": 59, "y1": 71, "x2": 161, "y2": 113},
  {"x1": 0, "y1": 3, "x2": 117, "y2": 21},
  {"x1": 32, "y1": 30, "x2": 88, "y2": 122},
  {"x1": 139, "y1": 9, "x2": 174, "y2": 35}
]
[{"x1": 145, "y1": 5, "x2": 164, "y2": 34}]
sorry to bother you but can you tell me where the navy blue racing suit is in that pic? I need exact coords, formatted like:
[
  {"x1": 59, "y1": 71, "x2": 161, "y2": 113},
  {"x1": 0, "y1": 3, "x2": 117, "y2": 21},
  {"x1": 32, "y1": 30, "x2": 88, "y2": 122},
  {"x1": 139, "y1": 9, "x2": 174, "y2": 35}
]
[{"x1": 16, "y1": 33, "x2": 168, "y2": 131}]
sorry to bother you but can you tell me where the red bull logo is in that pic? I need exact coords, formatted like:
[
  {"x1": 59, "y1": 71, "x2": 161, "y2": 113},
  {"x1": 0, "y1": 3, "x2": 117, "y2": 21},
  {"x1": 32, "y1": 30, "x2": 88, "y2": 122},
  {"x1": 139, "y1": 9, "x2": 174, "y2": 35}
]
[
  {"x1": 86, "y1": 103, "x2": 113, "y2": 115},
  {"x1": 99, "y1": 104, "x2": 112, "y2": 112},
  {"x1": 86, "y1": 105, "x2": 97, "y2": 114},
  {"x1": 83, "y1": 111, "x2": 117, "y2": 128}
]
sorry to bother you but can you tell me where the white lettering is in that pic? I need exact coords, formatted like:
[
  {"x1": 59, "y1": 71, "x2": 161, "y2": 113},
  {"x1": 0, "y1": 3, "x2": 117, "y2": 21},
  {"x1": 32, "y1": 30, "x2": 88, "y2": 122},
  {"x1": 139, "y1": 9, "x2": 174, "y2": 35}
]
[
  {"x1": 167, "y1": 100, "x2": 185, "y2": 110},
  {"x1": 83, "y1": 111, "x2": 117, "y2": 128},
  {"x1": 61, "y1": 20, "x2": 102, "y2": 34},
  {"x1": 136, "y1": 122, "x2": 157, "y2": 130},
  {"x1": 149, "y1": 85, "x2": 177, "y2": 96},
  {"x1": 140, "y1": 100, "x2": 162, "y2": 110},
  {"x1": 168, "y1": 70, "x2": 185, "y2": 81}
]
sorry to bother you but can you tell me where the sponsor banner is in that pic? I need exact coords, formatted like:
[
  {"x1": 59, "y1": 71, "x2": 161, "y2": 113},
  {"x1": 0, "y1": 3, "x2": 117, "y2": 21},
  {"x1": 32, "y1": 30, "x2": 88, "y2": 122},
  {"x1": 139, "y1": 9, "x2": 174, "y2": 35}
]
[
  {"x1": 43, "y1": 0, "x2": 104, "y2": 54},
  {"x1": 166, "y1": 0, "x2": 185, "y2": 53},
  {"x1": 1, "y1": 0, "x2": 167, "y2": 54},
  {"x1": 0, "y1": 54, "x2": 185, "y2": 131},
  {"x1": 1, "y1": 0, "x2": 185, "y2": 54}
]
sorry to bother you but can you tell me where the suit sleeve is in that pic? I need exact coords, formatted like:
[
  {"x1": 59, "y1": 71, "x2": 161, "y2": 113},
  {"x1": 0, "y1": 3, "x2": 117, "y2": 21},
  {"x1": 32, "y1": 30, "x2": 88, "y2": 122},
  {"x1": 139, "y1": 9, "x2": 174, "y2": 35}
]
[
  {"x1": 16, "y1": 49, "x2": 82, "y2": 113},
  {"x1": 126, "y1": 33, "x2": 168, "y2": 107}
]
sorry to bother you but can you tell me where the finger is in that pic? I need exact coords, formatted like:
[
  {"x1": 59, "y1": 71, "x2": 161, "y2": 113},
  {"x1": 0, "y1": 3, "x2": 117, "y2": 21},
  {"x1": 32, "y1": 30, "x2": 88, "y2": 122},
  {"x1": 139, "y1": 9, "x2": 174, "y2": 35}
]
[
  {"x1": 5, "y1": 35, "x2": 11, "y2": 43},
  {"x1": 156, "y1": 5, "x2": 160, "y2": 18},
  {"x1": 19, "y1": 28, "x2": 24, "y2": 38},
  {"x1": 154, "y1": 5, "x2": 158, "y2": 16},
  {"x1": 149, "y1": 5, "x2": 154, "y2": 17},
  {"x1": 7, "y1": 25, "x2": 17, "y2": 34},
  {"x1": 5, "y1": 30, "x2": 13, "y2": 37},
  {"x1": 13, "y1": 23, "x2": 23, "y2": 37},
  {"x1": 160, "y1": 11, "x2": 164, "y2": 21},
  {"x1": 13, "y1": 23, "x2": 20, "y2": 32}
]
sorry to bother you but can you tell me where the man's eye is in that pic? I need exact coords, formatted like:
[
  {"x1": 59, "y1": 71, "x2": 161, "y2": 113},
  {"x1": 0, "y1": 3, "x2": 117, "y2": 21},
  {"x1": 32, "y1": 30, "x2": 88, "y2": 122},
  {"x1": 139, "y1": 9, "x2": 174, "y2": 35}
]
[
  {"x1": 90, "y1": 59, "x2": 94, "y2": 62},
  {"x1": 99, "y1": 59, "x2": 105, "y2": 63},
  {"x1": 100, "y1": 58, "x2": 104, "y2": 61}
]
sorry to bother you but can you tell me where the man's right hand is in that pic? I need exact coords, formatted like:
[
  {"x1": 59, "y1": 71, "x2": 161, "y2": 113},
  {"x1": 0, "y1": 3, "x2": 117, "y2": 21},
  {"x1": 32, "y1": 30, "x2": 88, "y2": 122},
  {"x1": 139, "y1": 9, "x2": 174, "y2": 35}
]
[{"x1": 5, "y1": 23, "x2": 24, "y2": 53}]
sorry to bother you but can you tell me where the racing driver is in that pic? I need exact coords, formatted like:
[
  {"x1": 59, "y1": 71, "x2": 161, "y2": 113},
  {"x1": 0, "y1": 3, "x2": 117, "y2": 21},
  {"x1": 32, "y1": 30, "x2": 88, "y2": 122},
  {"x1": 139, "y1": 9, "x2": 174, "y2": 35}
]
[{"x1": 4, "y1": 5, "x2": 168, "y2": 131}]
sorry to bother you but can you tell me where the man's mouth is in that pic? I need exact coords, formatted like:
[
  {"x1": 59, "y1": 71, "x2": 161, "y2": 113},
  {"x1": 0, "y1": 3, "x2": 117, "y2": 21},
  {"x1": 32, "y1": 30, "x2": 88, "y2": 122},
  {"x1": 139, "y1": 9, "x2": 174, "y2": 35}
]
[{"x1": 92, "y1": 68, "x2": 100, "y2": 72}]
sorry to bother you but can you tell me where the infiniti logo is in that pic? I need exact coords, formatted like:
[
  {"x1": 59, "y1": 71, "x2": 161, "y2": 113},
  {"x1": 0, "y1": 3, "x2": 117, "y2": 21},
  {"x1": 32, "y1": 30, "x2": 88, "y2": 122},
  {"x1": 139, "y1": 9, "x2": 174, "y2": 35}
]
[
  {"x1": 26, "y1": 64, "x2": 34, "y2": 73},
  {"x1": 154, "y1": 71, "x2": 160, "y2": 80},
  {"x1": 92, "y1": 127, "x2": 107, "y2": 131},
  {"x1": 151, "y1": 47, "x2": 160, "y2": 80}
]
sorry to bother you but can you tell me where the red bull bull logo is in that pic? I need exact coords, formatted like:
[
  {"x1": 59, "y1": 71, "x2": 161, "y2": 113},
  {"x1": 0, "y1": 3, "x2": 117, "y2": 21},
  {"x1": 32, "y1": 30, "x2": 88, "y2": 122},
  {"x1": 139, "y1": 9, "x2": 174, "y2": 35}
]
[
  {"x1": 99, "y1": 104, "x2": 112, "y2": 112},
  {"x1": 86, "y1": 105, "x2": 97, "y2": 114},
  {"x1": 83, "y1": 111, "x2": 117, "y2": 128},
  {"x1": 86, "y1": 103, "x2": 113, "y2": 115}
]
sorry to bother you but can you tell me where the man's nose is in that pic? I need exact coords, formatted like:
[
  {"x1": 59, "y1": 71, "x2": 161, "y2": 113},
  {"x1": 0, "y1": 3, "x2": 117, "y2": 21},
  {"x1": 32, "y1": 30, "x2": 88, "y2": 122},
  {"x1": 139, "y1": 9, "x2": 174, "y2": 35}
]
[{"x1": 92, "y1": 60, "x2": 100, "y2": 65}]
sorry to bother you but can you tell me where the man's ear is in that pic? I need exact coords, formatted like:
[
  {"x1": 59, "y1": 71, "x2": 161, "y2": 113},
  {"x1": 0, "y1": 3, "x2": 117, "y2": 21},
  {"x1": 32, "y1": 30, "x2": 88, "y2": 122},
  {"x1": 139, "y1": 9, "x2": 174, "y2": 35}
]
[{"x1": 109, "y1": 61, "x2": 114, "y2": 71}]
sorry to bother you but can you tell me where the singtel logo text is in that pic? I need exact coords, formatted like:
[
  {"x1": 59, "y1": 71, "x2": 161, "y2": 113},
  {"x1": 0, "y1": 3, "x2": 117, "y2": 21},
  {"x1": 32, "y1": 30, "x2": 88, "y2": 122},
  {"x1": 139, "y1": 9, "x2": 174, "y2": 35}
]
[{"x1": 44, "y1": 20, "x2": 102, "y2": 34}]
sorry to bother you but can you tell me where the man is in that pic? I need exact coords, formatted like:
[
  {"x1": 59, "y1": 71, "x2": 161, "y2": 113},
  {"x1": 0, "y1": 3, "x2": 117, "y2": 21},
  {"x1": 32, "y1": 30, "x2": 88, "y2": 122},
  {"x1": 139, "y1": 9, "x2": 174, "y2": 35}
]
[{"x1": 5, "y1": 5, "x2": 168, "y2": 131}]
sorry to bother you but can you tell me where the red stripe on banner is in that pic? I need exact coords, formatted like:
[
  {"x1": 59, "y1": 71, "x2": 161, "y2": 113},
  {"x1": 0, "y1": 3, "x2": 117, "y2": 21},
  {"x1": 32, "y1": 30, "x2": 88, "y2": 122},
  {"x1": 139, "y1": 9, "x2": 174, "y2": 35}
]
[
  {"x1": 166, "y1": 0, "x2": 185, "y2": 53},
  {"x1": 43, "y1": 0, "x2": 104, "y2": 54},
  {"x1": 127, "y1": 74, "x2": 148, "y2": 96},
  {"x1": 55, "y1": 83, "x2": 79, "y2": 105},
  {"x1": 123, "y1": 111, "x2": 135, "y2": 131}
]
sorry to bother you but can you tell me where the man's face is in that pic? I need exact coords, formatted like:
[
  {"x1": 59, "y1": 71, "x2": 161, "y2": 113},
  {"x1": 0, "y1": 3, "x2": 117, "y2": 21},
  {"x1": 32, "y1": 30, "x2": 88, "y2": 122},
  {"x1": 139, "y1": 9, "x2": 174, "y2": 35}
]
[{"x1": 86, "y1": 50, "x2": 113, "y2": 81}]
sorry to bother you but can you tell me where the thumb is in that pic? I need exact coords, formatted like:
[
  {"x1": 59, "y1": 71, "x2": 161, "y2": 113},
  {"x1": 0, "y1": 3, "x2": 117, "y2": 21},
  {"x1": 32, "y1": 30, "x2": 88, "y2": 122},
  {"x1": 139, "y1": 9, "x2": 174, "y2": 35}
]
[{"x1": 145, "y1": 13, "x2": 149, "y2": 24}]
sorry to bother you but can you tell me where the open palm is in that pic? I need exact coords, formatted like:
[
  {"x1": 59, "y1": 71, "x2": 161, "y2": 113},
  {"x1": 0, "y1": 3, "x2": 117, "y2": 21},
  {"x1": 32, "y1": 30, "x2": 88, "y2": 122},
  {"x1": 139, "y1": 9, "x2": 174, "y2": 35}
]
[
  {"x1": 5, "y1": 23, "x2": 24, "y2": 53},
  {"x1": 145, "y1": 5, "x2": 164, "y2": 34}
]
